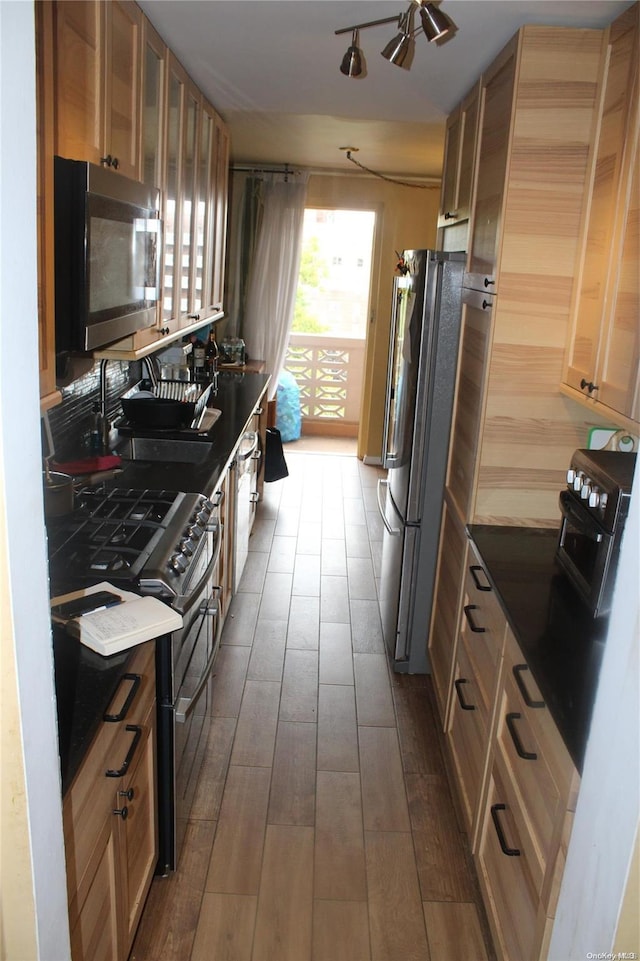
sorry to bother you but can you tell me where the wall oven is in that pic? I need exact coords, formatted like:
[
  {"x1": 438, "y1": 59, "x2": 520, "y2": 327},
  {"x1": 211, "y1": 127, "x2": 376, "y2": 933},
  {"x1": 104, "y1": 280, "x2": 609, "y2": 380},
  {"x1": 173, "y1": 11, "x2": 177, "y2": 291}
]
[
  {"x1": 557, "y1": 449, "x2": 636, "y2": 617},
  {"x1": 46, "y1": 486, "x2": 222, "y2": 873}
]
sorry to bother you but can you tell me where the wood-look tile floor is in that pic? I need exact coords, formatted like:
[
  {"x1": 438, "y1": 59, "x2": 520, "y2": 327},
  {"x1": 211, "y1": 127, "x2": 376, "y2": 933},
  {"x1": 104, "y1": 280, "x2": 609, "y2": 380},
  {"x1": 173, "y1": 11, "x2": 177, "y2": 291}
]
[{"x1": 130, "y1": 452, "x2": 495, "y2": 961}]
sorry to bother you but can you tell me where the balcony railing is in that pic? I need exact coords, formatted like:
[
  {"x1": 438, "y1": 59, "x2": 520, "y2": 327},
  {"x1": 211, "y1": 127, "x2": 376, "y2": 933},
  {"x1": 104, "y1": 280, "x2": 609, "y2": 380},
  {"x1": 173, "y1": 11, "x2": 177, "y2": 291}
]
[{"x1": 284, "y1": 333, "x2": 365, "y2": 433}]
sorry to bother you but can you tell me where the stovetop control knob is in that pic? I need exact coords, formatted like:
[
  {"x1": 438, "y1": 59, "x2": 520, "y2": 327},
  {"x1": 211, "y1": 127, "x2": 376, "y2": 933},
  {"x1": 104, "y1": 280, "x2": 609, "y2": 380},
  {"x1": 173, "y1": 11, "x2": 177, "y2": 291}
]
[
  {"x1": 196, "y1": 509, "x2": 210, "y2": 526},
  {"x1": 201, "y1": 498, "x2": 214, "y2": 513},
  {"x1": 187, "y1": 524, "x2": 204, "y2": 540},
  {"x1": 179, "y1": 538, "x2": 195, "y2": 557},
  {"x1": 566, "y1": 468, "x2": 576, "y2": 486},
  {"x1": 580, "y1": 481, "x2": 592, "y2": 500},
  {"x1": 600, "y1": 492, "x2": 608, "y2": 511},
  {"x1": 573, "y1": 472, "x2": 584, "y2": 492},
  {"x1": 588, "y1": 488, "x2": 601, "y2": 508},
  {"x1": 170, "y1": 552, "x2": 188, "y2": 573}
]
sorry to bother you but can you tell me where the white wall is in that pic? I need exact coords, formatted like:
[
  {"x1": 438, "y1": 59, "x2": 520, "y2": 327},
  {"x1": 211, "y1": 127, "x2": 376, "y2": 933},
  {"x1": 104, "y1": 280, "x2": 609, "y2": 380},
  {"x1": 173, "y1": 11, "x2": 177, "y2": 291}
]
[{"x1": 0, "y1": 3, "x2": 70, "y2": 958}]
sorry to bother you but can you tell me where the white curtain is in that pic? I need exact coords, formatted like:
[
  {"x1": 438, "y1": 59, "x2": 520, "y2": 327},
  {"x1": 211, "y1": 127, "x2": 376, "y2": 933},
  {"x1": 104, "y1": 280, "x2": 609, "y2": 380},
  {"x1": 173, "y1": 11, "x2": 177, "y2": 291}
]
[{"x1": 242, "y1": 172, "x2": 309, "y2": 400}]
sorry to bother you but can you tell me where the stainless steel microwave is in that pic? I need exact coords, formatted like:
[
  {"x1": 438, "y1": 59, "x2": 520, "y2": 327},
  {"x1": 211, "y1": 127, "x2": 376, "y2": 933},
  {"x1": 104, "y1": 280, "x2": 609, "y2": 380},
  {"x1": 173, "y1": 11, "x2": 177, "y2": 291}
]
[{"x1": 54, "y1": 157, "x2": 162, "y2": 353}]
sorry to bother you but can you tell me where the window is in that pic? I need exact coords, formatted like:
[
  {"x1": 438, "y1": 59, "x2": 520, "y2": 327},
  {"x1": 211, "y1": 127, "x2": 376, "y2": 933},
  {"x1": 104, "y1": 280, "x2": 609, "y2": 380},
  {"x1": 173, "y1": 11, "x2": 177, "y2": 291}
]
[{"x1": 292, "y1": 208, "x2": 376, "y2": 338}]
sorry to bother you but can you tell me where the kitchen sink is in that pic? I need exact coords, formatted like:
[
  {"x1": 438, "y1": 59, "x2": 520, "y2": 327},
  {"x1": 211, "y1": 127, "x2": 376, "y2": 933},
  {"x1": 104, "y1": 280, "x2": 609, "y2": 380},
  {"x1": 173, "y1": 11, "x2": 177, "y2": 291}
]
[{"x1": 118, "y1": 436, "x2": 214, "y2": 465}]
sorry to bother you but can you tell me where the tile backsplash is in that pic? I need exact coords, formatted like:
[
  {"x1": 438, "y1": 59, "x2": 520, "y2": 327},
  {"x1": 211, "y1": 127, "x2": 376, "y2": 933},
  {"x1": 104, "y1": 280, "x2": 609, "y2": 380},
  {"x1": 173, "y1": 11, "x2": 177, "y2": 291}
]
[{"x1": 46, "y1": 358, "x2": 143, "y2": 461}]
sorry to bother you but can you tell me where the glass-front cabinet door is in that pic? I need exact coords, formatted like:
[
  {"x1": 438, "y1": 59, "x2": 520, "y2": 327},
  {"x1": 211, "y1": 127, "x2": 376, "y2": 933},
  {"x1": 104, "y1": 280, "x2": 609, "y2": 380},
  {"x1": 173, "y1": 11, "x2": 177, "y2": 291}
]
[
  {"x1": 162, "y1": 54, "x2": 186, "y2": 330},
  {"x1": 141, "y1": 18, "x2": 165, "y2": 189},
  {"x1": 193, "y1": 100, "x2": 215, "y2": 317},
  {"x1": 179, "y1": 83, "x2": 199, "y2": 325}
]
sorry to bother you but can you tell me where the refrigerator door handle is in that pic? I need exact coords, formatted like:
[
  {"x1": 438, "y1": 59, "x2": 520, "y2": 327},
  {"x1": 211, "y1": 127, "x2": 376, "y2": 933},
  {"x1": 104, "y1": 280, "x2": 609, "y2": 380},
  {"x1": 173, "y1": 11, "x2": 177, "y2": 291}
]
[{"x1": 377, "y1": 479, "x2": 402, "y2": 535}]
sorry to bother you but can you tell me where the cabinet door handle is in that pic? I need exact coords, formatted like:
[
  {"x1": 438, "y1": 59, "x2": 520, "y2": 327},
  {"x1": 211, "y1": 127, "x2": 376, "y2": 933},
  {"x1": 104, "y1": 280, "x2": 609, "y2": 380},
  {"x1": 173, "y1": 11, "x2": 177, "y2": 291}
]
[
  {"x1": 444, "y1": 210, "x2": 457, "y2": 220},
  {"x1": 454, "y1": 678, "x2": 476, "y2": 711},
  {"x1": 580, "y1": 378, "x2": 599, "y2": 393},
  {"x1": 470, "y1": 565, "x2": 491, "y2": 591},
  {"x1": 483, "y1": 277, "x2": 495, "y2": 288},
  {"x1": 491, "y1": 804, "x2": 520, "y2": 856},
  {"x1": 463, "y1": 604, "x2": 486, "y2": 633},
  {"x1": 506, "y1": 712, "x2": 537, "y2": 760},
  {"x1": 106, "y1": 725, "x2": 142, "y2": 778},
  {"x1": 113, "y1": 805, "x2": 129, "y2": 820},
  {"x1": 512, "y1": 664, "x2": 545, "y2": 709},
  {"x1": 482, "y1": 299, "x2": 492, "y2": 310},
  {"x1": 103, "y1": 674, "x2": 141, "y2": 722}
]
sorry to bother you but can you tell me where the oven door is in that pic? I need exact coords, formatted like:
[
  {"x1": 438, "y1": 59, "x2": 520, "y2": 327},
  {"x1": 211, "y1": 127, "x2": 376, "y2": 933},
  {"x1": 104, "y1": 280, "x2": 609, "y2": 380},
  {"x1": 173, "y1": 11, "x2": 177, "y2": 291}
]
[
  {"x1": 557, "y1": 490, "x2": 614, "y2": 615},
  {"x1": 157, "y1": 526, "x2": 222, "y2": 871}
]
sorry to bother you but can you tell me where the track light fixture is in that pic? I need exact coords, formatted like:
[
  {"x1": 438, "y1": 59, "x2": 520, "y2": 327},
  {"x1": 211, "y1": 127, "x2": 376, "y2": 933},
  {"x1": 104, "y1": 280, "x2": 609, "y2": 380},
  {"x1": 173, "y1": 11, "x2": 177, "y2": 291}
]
[{"x1": 335, "y1": 1, "x2": 454, "y2": 76}]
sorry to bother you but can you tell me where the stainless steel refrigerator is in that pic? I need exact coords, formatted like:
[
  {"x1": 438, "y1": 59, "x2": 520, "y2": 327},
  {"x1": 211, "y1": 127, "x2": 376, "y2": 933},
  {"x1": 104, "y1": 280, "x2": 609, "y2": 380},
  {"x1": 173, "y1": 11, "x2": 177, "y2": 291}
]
[{"x1": 377, "y1": 250, "x2": 465, "y2": 673}]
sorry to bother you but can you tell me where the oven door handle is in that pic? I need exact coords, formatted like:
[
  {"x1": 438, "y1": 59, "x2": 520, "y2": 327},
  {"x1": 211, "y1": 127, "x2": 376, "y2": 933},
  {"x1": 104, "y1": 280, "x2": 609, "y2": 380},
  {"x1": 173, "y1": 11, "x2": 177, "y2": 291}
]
[
  {"x1": 175, "y1": 588, "x2": 221, "y2": 724},
  {"x1": 172, "y1": 524, "x2": 223, "y2": 611},
  {"x1": 559, "y1": 490, "x2": 604, "y2": 543}
]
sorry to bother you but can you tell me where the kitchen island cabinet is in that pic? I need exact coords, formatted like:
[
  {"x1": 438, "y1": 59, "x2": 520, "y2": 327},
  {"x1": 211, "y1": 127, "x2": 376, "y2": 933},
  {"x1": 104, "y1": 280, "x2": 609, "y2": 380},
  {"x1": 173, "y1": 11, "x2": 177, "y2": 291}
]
[
  {"x1": 561, "y1": 3, "x2": 639, "y2": 430},
  {"x1": 61, "y1": 640, "x2": 157, "y2": 961}
]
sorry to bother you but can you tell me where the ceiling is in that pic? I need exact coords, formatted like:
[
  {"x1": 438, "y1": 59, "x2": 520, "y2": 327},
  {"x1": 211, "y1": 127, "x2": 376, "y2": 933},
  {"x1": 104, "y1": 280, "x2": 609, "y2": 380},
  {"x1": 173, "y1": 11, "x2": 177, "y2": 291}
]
[{"x1": 138, "y1": 0, "x2": 632, "y2": 180}]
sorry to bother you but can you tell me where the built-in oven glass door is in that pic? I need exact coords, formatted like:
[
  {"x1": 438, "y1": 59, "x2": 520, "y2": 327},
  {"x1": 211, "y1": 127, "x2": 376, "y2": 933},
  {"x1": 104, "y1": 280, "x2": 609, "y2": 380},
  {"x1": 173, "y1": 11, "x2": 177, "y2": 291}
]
[{"x1": 557, "y1": 490, "x2": 612, "y2": 612}]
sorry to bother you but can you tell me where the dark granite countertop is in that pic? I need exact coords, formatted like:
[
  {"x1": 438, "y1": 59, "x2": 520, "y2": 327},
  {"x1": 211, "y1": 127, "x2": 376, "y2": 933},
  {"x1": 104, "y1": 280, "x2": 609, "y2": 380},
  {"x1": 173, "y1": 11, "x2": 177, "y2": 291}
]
[
  {"x1": 109, "y1": 370, "x2": 270, "y2": 497},
  {"x1": 53, "y1": 624, "x2": 143, "y2": 793},
  {"x1": 51, "y1": 370, "x2": 270, "y2": 793},
  {"x1": 468, "y1": 525, "x2": 608, "y2": 773}
]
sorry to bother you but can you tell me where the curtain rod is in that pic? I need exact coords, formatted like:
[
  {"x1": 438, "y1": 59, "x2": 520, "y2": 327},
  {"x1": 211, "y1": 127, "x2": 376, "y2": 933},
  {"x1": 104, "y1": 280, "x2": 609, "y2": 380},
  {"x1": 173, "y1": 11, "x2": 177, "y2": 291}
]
[
  {"x1": 231, "y1": 163, "x2": 300, "y2": 176},
  {"x1": 231, "y1": 164, "x2": 440, "y2": 185}
]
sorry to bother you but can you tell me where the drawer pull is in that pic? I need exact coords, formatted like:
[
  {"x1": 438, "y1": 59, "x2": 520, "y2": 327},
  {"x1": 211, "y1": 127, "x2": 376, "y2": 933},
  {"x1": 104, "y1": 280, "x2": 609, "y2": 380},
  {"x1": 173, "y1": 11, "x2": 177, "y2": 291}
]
[
  {"x1": 463, "y1": 604, "x2": 486, "y2": 633},
  {"x1": 103, "y1": 673, "x2": 141, "y2": 722},
  {"x1": 119, "y1": 788, "x2": 134, "y2": 801},
  {"x1": 454, "y1": 678, "x2": 476, "y2": 711},
  {"x1": 506, "y1": 712, "x2": 537, "y2": 760},
  {"x1": 106, "y1": 725, "x2": 142, "y2": 778},
  {"x1": 491, "y1": 804, "x2": 520, "y2": 857},
  {"x1": 113, "y1": 805, "x2": 129, "y2": 820},
  {"x1": 513, "y1": 664, "x2": 545, "y2": 709},
  {"x1": 470, "y1": 565, "x2": 491, "y2": 592}
]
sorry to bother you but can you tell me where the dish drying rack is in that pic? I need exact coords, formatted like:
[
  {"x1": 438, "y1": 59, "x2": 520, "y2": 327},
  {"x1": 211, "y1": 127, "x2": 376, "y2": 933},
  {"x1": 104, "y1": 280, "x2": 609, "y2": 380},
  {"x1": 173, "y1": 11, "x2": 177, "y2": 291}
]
[{"x1": 126, "y1": 378, "x2": 214, "y2": 431}]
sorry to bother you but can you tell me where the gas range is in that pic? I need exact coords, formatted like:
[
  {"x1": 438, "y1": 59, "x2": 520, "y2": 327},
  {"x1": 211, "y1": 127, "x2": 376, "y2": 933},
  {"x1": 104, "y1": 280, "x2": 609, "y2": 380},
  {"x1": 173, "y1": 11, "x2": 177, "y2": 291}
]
[{"x1": 46, "y1": 486, "x2": 217, "y2": 605}]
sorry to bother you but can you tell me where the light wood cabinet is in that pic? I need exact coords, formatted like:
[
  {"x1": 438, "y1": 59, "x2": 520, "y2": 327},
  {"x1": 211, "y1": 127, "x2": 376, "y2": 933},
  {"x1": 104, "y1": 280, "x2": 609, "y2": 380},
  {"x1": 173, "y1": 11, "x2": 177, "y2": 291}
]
[
  {"x1": 476, "y1": 629, "x2": 579, "y2": 961},
  {"x1": 140, "y1": 16, "x2": 166, "y2": 190},
  {"x1": 561, "y1": 3, "x2": 640, "y2": 429},
  {"x1": 447, "y1": 540, "x2": 507, "y2": 844},
  {"x1": 465, "y1": 42, "x2": 516, "y2": 292},
  {"x1": 446, "y1": 289, "x2": 495, "y2": 524},
  {"x1": 63, "y1": 642, "x2": 157, "y2": 961},
  {"x1": 35, "y1": 0, "x2": 60, "y2": 409},
  {"x1": 453, "y1": 26, "x2": 606, "y2": 527},
  {"x1": 437, "y1": 81, "x2": 480, "y2": 248},
  {"x1": 37, "y1": 1, "x2": 231, "y2": 369},
  {"x1": 54, "y1": 0, "x2": 142, "y2": 180}
]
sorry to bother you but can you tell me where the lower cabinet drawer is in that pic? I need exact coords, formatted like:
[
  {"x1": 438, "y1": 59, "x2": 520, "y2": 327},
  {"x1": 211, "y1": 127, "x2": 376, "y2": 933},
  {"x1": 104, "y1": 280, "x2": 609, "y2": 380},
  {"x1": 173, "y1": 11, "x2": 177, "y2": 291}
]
[
  {"x1": 448, "y1": 636, "x2": 492, "y2": 836},
  {"x1": 478, "y1": 748, "x2": 542, "y2": 961}
]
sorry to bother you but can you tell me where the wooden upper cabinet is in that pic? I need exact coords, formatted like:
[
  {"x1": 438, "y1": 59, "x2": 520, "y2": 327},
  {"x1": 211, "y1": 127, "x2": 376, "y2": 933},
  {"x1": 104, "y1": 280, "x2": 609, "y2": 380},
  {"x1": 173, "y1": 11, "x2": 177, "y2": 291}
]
[
  {"x1": 104, "y1": 1, "x2": 142, "y2": 180},
  {"x1": 54, "y1": 0, "x2": 141, "y2": 179},
  {"x1": 562, "y1": 3, "x2": 639, "y2": 428},
  {"x1": 54, "y1": 0, "x2": 104, "y2": 163},
  {"x1": 36, "y1": 0, "x2": 59, "y2": 407},
  {"x1": 140, "y1": 18, "x2": 166, "y2": 189},
  {"x1": 438, "y1": 81, "x2": 480, "y2": 232},
  {"x1": 466, "y1": 41, "x2": 517, "y2": 291},
  {"x1": 211, "y1": 112, "x2": 230, "y2": 316}
]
